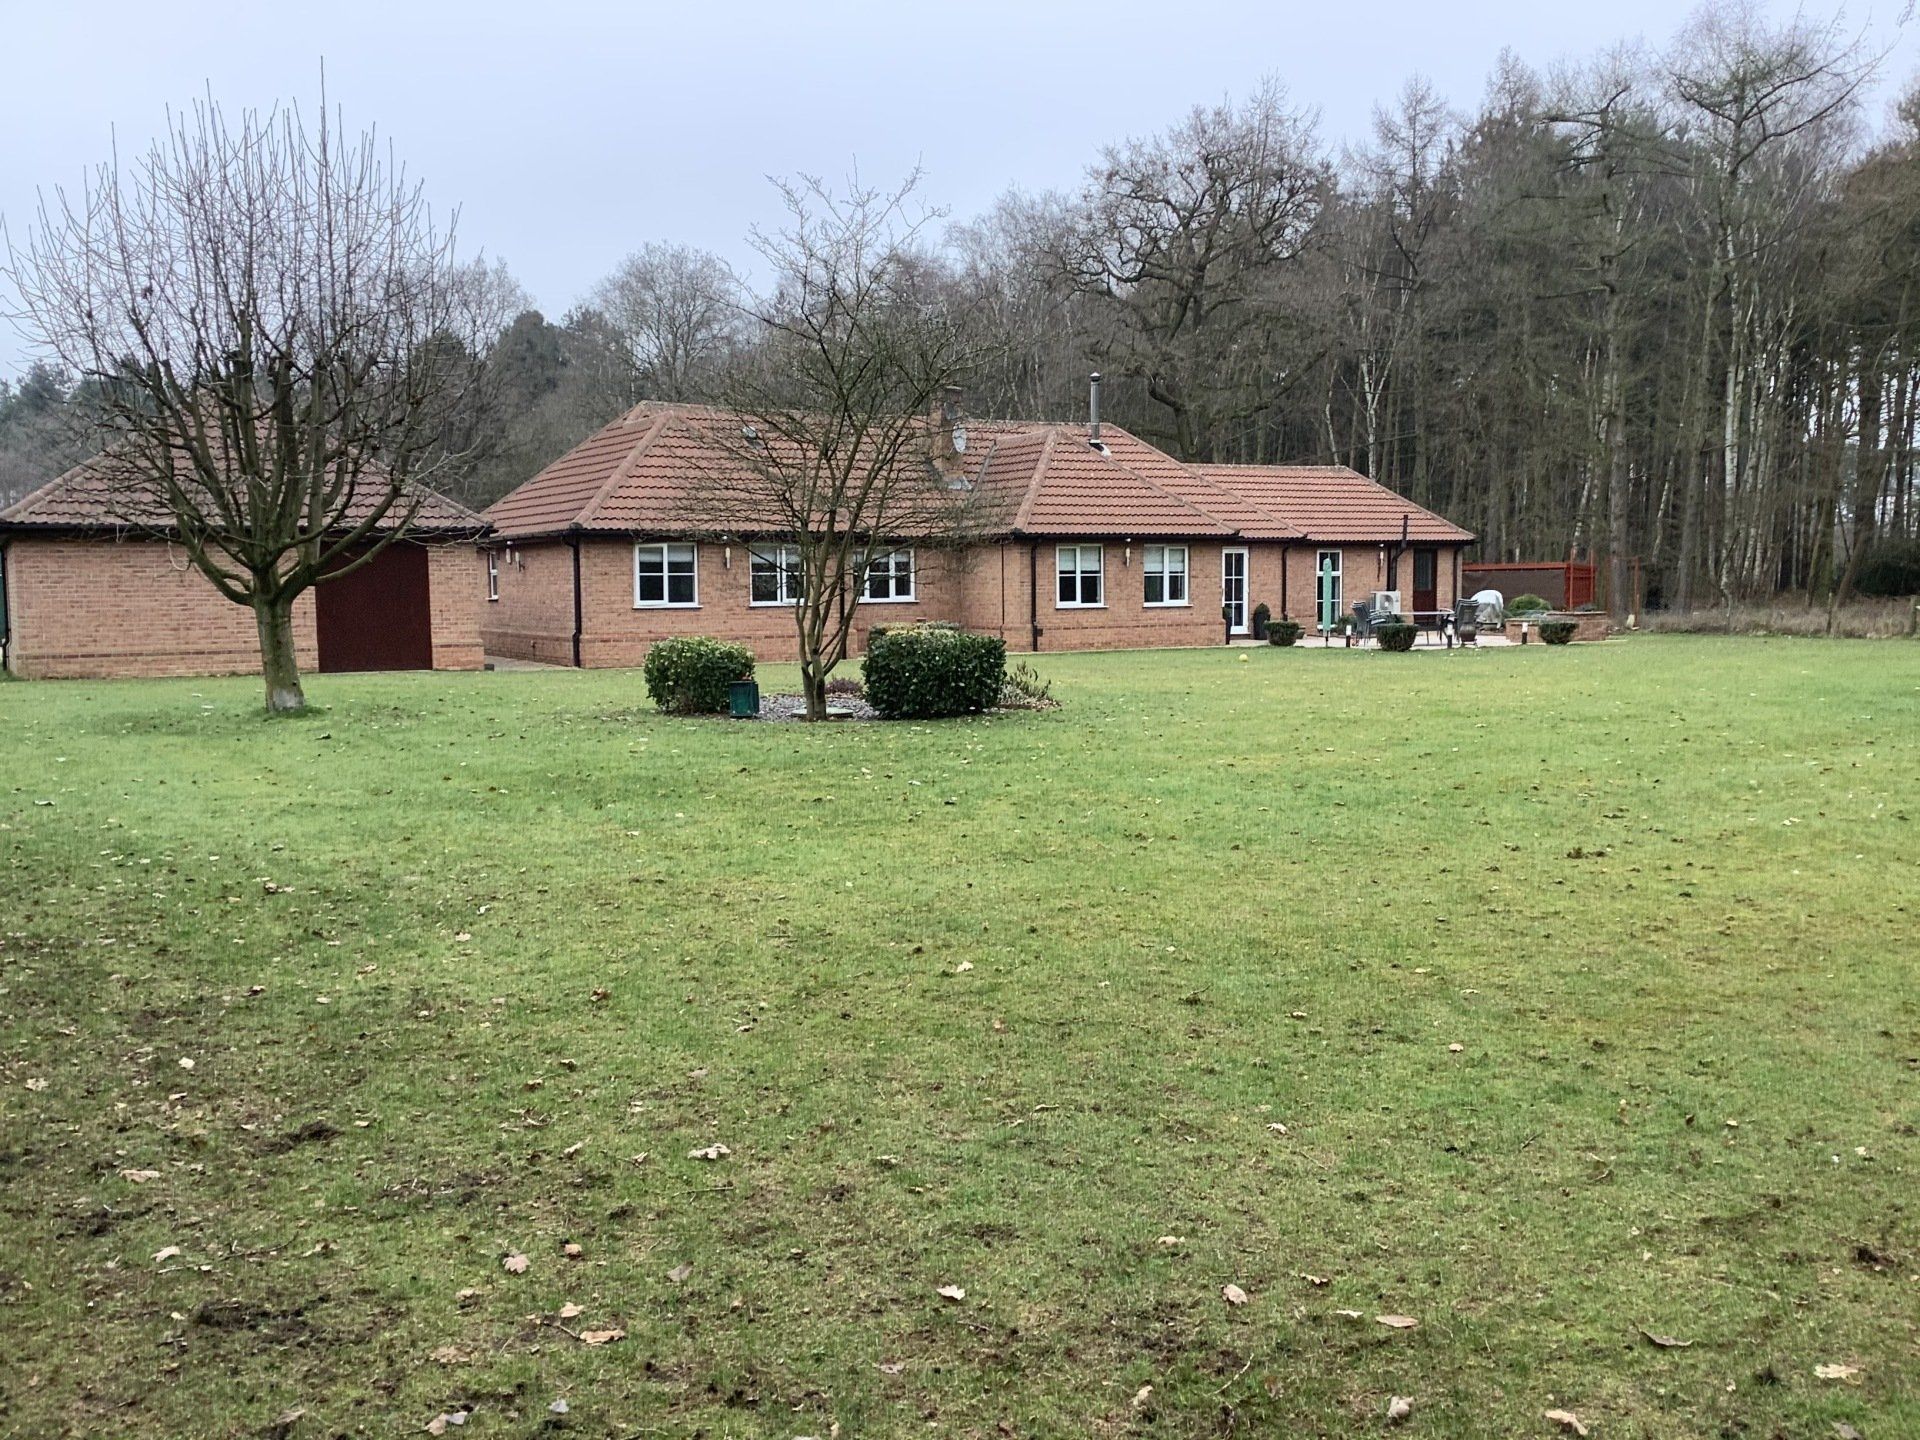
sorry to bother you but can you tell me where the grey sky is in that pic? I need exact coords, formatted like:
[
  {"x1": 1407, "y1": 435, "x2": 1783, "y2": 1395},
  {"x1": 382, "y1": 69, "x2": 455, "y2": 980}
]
[{"x1": 3, "y1": 0, "x2": 1914, "y2": 380}]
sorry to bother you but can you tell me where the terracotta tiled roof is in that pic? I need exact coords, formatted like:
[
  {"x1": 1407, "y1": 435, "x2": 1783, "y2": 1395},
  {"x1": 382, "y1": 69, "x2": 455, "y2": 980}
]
[
  {"x1": 483, "y1": 402, "x2": 1471, "y2": 546},
  {"x1": 1196, "y1": 464, "x2": 1475, "y2": 543},
  {"x1": 1, "y1": 449, "x2": 488, "y2": 537}
]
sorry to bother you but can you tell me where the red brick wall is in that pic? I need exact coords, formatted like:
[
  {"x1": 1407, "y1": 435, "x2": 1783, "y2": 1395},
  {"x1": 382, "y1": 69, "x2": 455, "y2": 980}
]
[
  {"x1": 472, "y1": 536, "x2": 1466, "y2": 666},
  {"x1": 2, "y1": 535, "x2": 484, "y2": 679},
  {"x1": 482, "y1": 538, "x2": 964, "y2": 668},
  {"x1": 3, "y1": 535, "x2": 318, "y2": 679}
]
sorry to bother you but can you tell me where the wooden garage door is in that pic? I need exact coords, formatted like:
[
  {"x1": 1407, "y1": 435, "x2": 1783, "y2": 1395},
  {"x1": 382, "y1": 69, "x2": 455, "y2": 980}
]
[{"x1": 316, "y1": 545, "x2": 434, "y2": 673}]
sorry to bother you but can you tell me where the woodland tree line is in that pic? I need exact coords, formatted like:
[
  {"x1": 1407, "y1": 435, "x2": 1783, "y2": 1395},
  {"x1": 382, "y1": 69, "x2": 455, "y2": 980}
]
[{"x1": 6, "y1": 0, "x2": 1919, "y2": 612}]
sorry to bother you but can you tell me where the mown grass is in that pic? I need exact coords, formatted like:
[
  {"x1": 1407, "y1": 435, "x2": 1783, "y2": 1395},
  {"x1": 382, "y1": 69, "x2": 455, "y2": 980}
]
[{"x1": 1, "y1": 637, "x2": 1916, "y2": 1439}]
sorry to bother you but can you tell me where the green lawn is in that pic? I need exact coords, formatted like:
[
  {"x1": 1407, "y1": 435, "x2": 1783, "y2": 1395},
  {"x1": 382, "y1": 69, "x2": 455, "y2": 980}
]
[{"x1": 2, "y1": 637, "x2": 1916, "y2": 1438}]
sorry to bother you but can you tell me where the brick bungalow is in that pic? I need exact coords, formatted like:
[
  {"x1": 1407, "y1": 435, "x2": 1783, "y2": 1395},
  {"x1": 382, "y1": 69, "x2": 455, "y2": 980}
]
[
  {"x1": 481, "y1": 401, "x2": 1473, "y2": 665},
  {"x1": 0, "y1": 459, "x2": 489, "y2": 680}
]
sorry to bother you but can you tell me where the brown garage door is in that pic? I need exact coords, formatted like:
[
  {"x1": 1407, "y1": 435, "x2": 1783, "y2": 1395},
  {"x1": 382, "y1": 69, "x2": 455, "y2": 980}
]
[{"x1": 316, "y1": 545, "x2": 434, "y2": 673}]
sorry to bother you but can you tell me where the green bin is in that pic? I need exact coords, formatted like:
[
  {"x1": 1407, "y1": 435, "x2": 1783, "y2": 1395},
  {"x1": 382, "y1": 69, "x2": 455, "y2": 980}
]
[{"x1": 728, "y1": 679, "x2": 761, "y2": 718}]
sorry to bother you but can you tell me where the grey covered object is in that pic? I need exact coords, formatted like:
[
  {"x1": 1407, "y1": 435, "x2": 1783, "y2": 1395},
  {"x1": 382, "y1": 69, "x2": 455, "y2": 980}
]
[{"x1": 1468, "y1": 588, "x2": 1506, "y2": 625}]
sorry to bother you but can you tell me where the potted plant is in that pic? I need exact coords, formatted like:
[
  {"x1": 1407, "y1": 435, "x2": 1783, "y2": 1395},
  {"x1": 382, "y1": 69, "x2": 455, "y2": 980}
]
[{"x1": 1251, "y1": 602, "x2": 1271, "y2": 641}]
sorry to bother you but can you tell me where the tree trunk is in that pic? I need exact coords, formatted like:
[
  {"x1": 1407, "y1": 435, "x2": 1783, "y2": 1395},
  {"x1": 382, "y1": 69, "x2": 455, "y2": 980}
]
[
  {"x1": 800, "y1": 664, "x2": 828, "y2": 722},
  {"x1": 254, "y1": 593, "x2": 307, "y2": 714}
]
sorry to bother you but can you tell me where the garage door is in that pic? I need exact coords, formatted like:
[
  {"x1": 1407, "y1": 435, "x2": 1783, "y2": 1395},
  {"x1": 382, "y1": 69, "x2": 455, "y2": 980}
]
[{"x1": 316, "y1": 545, "x2": 434, "y2": 673}]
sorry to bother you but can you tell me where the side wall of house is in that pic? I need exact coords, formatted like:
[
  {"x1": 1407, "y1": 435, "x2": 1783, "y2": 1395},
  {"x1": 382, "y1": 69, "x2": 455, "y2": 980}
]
[
  {"x1": 560, "y1": 539, "x2": 965, "y2": 668},
  {"x1": 479, "y1": 539, "x2": 579, "y2": 665},
  {"x1": 2, "y1": 535, "x2": 320, "y2": 679},
  {"x1": 964, "y1": 539, "x2": 1257, "y2": 654}
]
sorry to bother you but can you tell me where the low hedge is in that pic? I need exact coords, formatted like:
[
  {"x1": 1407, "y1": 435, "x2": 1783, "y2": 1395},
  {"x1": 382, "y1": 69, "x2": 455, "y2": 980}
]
[
  {"x1": 1507, "y1": 593, "x2": 1552, "y2": 615},
  {"x1": 863, "y1": 625, "x2": 1006, "y2": 719},
  {"x1": 1539, "y1": 620, "x2": 1578, "y2": 645},
  {"x1": 1268, "y1": 620, "x2": 1303, "y2": 646},
  {"x1": 1376, "y1": 622, "x2": 1417, "y2": 652},
  {"x1": 643, "y1": 636, "x2": 755, "y2": 714}
]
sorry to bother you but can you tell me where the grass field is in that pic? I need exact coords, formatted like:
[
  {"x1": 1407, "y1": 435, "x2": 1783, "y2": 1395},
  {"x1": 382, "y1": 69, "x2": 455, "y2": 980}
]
[{"x1": 2, "y1": 637, "x2": 1917, "y2": 1438}]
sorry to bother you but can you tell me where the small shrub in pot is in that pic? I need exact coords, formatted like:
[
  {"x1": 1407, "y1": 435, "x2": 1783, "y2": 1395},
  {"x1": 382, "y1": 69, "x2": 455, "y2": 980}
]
[
  {"x1": 643, "y1": 637, "x2": 755, "y2": 714},
  {"x1": 1251, "y1": 602, "x2": 1271, "y2": 640},
  {"x1": 1540, "y1": 620, "x2": 1577, "y2": 645},
  {"x1": 1375, "y1": 622, "x2": 1417, "y2": 652}
]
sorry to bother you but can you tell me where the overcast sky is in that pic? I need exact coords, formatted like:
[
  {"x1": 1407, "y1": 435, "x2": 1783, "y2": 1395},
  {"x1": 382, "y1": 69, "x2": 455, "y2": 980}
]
[{"x1": 2, "y1": 0, "x2": 1914, "y2": 380}]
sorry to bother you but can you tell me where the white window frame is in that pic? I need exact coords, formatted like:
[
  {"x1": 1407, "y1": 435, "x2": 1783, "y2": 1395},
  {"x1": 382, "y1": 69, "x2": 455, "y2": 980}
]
[
  {"x1": 861, "y1": 548, "x2": 916, "y2": 603},
  {"x1": 486, "y1": 549, "x2": 500, "y2": 602},
  {"x1": 634, "y1": 542, "x2": 699, "y2": 608},
  {"x1": 1142, "y1": 544, "x2": 1189, "y2": 607},
  {"x1": 748, "y1": 544, "x2": 802, "y2": 606},
  {"x1": 1056, "y1": 544, "x2": 1104, "y2": 608}
]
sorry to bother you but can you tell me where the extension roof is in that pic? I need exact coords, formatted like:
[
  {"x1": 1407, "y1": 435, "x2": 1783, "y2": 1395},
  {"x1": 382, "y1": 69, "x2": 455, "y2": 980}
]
[
  {"x1": 484, "y1": 401, "x2": 1473, "y2": 546},
  {"x1": 0, "y1": 449, "x2": 488, "y2": 537}
]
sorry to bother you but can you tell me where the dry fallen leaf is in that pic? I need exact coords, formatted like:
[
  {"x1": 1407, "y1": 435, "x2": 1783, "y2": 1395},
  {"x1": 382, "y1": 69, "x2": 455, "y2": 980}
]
[
  {"x1": 1544, "y1": 1410, "x2": 1590, "y2": 1437},
  {"x1": 424, "y1": 1411, "x2": 469, "y2": 1435},
  {"x1": 1376, "y1": 1314, "x2": 1419, "y2": 1329},
  {"x1": 25, "y1": 1078, "x2": 49, "y2": 1092},
  {"x1": 878, "y1": 1360, "x2": 904, "y2": 1375},
  {"x1": 1131, "y1": 1384, "x2": 1154, "y2": 1409},
  {"x1": 152, "y1": 1245, "x2": 182, "y2": 1264},
  {"x1": 119, "y1": 1168, "x2": 161, "y2": 1184},
  {"x1": 953, "y1": 961, "x2": 974, "y2": 973},
  {"x1": 557, "y1": 1302, "x2": 584, "y2": 1319},
  {"x1": 688, "y1": 1143, "x2": 732, "y2": 1161},
  {"x1": 1832, "y1": 1424, "x2": 1863, "y2": 1440},
  {"x1": 1266, "y1": 1122, "x2": 1289, "y2": 1134},
  {"x1": 562, "y1": 1242, "x2": 584, "y2": 1258},
  {"x1": 548, "y1": 1400, "x2": 569, "y2": 1415},
  {"x1": 936, "y1": 1284, "x2": 967, "y2": 1302},
  {"x1": 1334, "y1": 1308, "x2": 1366, "y2": 1319},
  {"x1": 1387, "y1": 1396, "x2": 1414, "y2": 1423},
  {"x1": 502, "y1": 1252, "x2": 530, "y2": 1274},
  {"x1": 579, "y1": 1328, "x2": 625, "y2": 1345},
  {"x1": 1814, "y1": 1362, "x2": 1862, "y2": 1382},
  {"x1": 430, "y1": 1344, "x2": 474, "y2": 1365},
  {"x1": 1448, "y1": 1042, "x2": 1465, "y2": 1053},
  {"x1": 1641, "y1": 1328, "x2": 1692, "y2": 1349},
  {"x1": 667, "y1": 1262, "x2": 693, "y2": 1284},
  {"x1": 1156, "y1": 1235, "x2": 1184, "y2": 1246},
  {"x1": 1222, "y1": 1283, "x2": 1250, "y2": 1306},
  {"x1": 455, "y1": 1287, "x2": 483, "y2": 1304},
  {"x1": 1301, "y1": 1273, "x2": 1330, "y2": 1286}
]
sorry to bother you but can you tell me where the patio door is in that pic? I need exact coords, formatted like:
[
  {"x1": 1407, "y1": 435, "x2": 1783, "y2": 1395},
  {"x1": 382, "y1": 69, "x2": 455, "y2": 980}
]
[
  {"x1": 1316, "y1": 550, "x2": 1342, "y2": 631},
  {"x1": 1413, "y1": 549, "x2": 1438, "y2": 615},
  {"x1": 1222, "y1": 549, "x2": 1249, "y2": 635}
]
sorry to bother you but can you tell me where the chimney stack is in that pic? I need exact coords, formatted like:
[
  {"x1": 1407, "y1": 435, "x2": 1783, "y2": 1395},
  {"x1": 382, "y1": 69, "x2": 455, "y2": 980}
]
[
  {"x1": 931, "y1": 384, "x2": 969, "y2": 479},
  {"x1": 1088, "y1": 372, "x2": 1103, "y2": 445}
]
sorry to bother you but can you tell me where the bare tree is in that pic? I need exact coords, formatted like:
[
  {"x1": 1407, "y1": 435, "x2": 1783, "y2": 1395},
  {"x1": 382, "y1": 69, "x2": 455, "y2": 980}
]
[
  {"x1": 590, "y1": 242, "x2": 742, "y2": 401},
  {"x1": 685, "y1": 172, "x2": 998, "y2": 720},
  {"x1": 5, "y1": 95, "x2": 501, "y2": 712}
]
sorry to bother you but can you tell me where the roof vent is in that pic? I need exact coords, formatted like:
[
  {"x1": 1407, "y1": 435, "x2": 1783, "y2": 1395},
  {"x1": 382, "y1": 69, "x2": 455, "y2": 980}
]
[
  {"x1": 1088, "y1": 372, "x2": 1103, "y2": 447},
  {"x1": 741, "y1": 425, "x2": 761, "y2": 444}
]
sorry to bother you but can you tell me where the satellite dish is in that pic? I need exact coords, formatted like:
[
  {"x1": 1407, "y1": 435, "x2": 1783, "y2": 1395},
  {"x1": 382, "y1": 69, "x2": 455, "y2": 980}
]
[{"x1": 951, "y1": 425, "x2": 968, "y2": 454}]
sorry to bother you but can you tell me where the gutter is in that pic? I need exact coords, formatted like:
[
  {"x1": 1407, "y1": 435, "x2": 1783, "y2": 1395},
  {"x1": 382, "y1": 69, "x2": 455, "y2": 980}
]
[
  {"x1": 569, "y1": 528, "x2": 584, "y2": 669},
  {"x1": 0, "y1": 538, "x2": 11, "y2": 674}
]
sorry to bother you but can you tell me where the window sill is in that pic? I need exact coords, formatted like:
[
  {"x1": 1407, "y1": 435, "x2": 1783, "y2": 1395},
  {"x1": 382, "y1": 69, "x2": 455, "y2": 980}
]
[
  {"x1": 1055, "y1": 602, "x2": 1107, "y2": 610},
  {"x1": 860, "y1": 595, "x2": 918, "y2": 605},
  {"x1": 634, "y1": 602, "x2": 701, "y2": 610},
  {"x1": 748, "y1": 600, "x2": 800, "y2": 608},
  {"x1": 1143, "y1": 601, "x2": 1192, "y2": 609}
]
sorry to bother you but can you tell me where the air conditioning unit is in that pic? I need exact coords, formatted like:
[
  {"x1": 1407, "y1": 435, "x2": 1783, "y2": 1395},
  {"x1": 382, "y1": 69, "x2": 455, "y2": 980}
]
[{"x1": 1372, "y1": 590, "x2": 1402, "y2": 617}]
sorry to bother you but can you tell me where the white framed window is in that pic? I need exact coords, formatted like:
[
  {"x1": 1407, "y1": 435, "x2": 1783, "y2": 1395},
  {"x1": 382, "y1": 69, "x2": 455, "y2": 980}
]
[
  {"x1": 1143, "y1": 545, "x2": 1188, "y2": 606},
  {"x1": 1056, "y1": 544, "x2": 1103, "y2": 607},
  {"x1": 749, "y1": 545, "x2": 801, "y2": 605},
  {"x1": 635, "y1": 543, "x2": 698, "y2": 607},
  {"x1": 486, "y1": 549, "x2": 500, "y2": 602},
  {"x1": 862, "y1": 548, "x2": 916, "y2": 602}
]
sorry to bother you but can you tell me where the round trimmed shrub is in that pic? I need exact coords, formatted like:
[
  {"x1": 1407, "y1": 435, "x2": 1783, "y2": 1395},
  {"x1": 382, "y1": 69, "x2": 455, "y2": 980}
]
[
  {"x1": 1268, "y1": 619, "x2": 1303, "y2": 646},
  {"x1": 1539, "y1": 620, "x2": 1577, "y2": 645},
  {"x1": 1375, "y1": 622, "x2": 1417, "y2": 652},
  {"x1": 863, "y1": 625, "x2": 1007, "y2": 719},
  {"x1": 643, "y1": 636, "x2": 755, "y2": 714},
  {"x1": 1507, "y1": 593, "x2": 1552, "y2": 615}
]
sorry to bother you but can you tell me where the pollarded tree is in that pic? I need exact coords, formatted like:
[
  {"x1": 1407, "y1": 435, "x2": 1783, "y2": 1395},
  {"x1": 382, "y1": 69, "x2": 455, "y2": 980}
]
[{"x1": 5, "y1": 95, "x2": 502, "y2": 712}]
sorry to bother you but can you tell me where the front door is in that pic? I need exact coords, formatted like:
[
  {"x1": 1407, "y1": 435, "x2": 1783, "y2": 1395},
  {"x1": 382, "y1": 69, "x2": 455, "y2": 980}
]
[
  {"x1": 1413, "y1": 548, "x2": 1438, "y2": 616},
  {"x1": 1316, "y1": 550, "x2": 1342, "y2": 631},
  {"x1": 1222, "y1": 549, "x2": 1249, "y2": 635}
]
